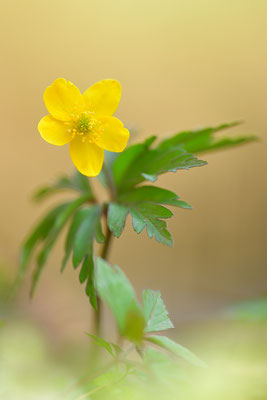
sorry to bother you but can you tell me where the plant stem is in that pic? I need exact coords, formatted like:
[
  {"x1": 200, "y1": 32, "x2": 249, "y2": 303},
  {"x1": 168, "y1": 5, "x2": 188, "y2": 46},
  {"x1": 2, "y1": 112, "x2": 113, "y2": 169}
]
[
  {"x1": 94, "y1": 218, "x2": 113, "y2": 336},
  {"x1": 93, "y1": 162, "x2": 115, "y2": 337}
]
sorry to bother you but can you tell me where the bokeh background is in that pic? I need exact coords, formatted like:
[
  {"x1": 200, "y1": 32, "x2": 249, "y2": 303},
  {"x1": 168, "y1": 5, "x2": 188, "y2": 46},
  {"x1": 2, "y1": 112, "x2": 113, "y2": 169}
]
[{"x1": 0, "y1": 0, "x2": 267, "y2": 398}]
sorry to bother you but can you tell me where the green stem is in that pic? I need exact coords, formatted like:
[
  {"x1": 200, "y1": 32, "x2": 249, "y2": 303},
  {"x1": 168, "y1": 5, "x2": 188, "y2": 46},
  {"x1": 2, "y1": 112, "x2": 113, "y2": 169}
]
[
  {"x1": 94, "y1": 217, "x2": 113, "y2": 336},
  {"x1": 93, "y1": 163, "x2": 115, "y2": 337}
]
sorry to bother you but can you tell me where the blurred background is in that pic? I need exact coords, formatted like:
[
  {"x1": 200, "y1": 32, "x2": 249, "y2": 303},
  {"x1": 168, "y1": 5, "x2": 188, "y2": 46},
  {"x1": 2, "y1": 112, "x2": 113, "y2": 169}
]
[{"x1": 0, "y1": 0, "x2": 266, "y2": 398}]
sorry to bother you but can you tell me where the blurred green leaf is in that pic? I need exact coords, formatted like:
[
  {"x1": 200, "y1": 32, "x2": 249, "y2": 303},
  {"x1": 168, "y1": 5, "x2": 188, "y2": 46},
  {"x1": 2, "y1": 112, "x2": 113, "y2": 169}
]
[
  {"x1": 227, "y1": 297, "x2": 267, "y2": 322},
  {"x1": 87, "y1": 334, "x2": 121, "y2": 358},
  {"x1": 17, "y1": 203, "x2": 68, "y2": 285},
  {"x1": 145, "y1": 335, "x2": 206, "y2": 367},
  {"x1": 107, "y1": 203, "x2": 129, "y2": 238},
  {"x1": 143, "y1": 289, "x2": 174, "y2": 333},
  {"x1": 95, "y1": 258, "x2": 145, "y2": 342},
  {"x1": 158, "y1": 121, "x2": 257, "y2": 155},
  {"x1": 33, "y1": 170, "x2": 93, "y2": 202},
  {"x1": 30, "y1": 195, "x2": 89, "y2": 296}
]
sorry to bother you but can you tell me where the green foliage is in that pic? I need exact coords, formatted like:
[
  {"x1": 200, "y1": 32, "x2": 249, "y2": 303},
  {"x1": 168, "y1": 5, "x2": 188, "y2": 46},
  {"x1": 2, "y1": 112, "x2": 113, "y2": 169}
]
[
  {"x1": 108, "y1": 186, "x2": 192, "y2": 245},
  {"x1": 94, "y1": 258, "x2": 204, "y2": 368},
  {"x1": 87, "y1": 334, "x2": 121, "y2": 358},
  {"x1": 158, "y1": 121, "x2": 257, "y2": 155},
  {"x1": 113, "y1": 136, "x2": 207, "y2": 193},
  {"x1": 30, "y1": 195, "x2": 89, "y2": 295},
  {"x1": 95, "y1": 258, "x2": 145, "y2": 342},
  {"x1": 143, "y1": 289, "x2": 174, "y2": 332},
  {"x1": 18, "y1": 203, "x2": 68, "y2": 283},
  {"x1": 33, "y1": 170, "x2": 94, "y2": 202},
  {"x1": 227, "y1": 297, "x2": 267, "y2": 322},
  {"x1": 145, "y1": 336, "x2": 206, "y2": 367},
  {"x1": 107, "y1": 203, "x2": 129, "y2": 238},
  {"x1": 17, "y1": 121, "x2": 256, "y2": 310},
  {"x1": 130, "y1": 203, "x2": 173, "y2": 246}
]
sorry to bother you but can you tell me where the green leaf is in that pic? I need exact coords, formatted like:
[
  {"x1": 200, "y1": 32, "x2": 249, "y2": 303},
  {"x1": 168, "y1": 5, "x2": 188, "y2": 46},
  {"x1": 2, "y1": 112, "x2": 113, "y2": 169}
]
[
  {"x1": 79, "y1": 251, "x2": 92, "y2": 283},
  {"x1": 61, "y1": 208, "x2": 93, "y2": 272},
  {"x1": 130, "y1": 203, "x2": 173, "y2": 246},
  {"x1": 72, "y1": 205, "x2": 102, "y2": 268},
  {"x1": 17, "y1": 203, "x2": 68, "y2": 285},
  {"x1": 30, "y1": 195, "x2": 88, "y2": 296},
  {"x1": 114, "y1": 134, "x2": 206, "y2": 192},
  {"x1": 142, "y1": 173, "x2": 158, "y2": 182},
  {"x1": 87, "y1": 334, "x2": 121, "y2": 358},
  {"x1": 107, "y1": 203, "x2": 129, "y2": 238},
  {"x1": 85, "y1": 255, "x2": 97, "y2": 310},
  {"x1": 159, "y1": 121, "x2": 257, "y2": 155},
  {"x1": 227, "y1": 297, "x2": 267, "y2": 322},
  {"x1": 143, "y1": 289, "x2": 174, "y2": 333},
  {"x1": 165, "y1": 199, "x2": 192, "y2": 209},
  {"x1": 113, "y1": 136, "x2": 157, "y2": 189},
  {"x1": 95, "y1": 258, "x2": 145, "y2": 342},
  {"x1": 118, "y1": 186, "x2": 179, "y2": 205},
  {"x1": 108, "y1": 186, "x2": 191, "y2": 241},
  {"x1": 95, "y1": 219, "x2": 105, "y2": 243},
  {"x1": 93, "y1": 366, "x2": 126, "y2": 388},
  {"x1": 145, "y1": 335, "x2": 206, "y2": 367},
  {"x1": 33, "y1": 170, "x2": 93, "y2": 202}
]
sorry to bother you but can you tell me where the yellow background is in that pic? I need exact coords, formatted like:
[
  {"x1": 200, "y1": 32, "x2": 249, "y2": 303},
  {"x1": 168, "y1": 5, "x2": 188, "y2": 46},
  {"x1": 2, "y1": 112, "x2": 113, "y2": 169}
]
[{"x1": 0, "y1": 0, "x2": 266, "y2": 341}]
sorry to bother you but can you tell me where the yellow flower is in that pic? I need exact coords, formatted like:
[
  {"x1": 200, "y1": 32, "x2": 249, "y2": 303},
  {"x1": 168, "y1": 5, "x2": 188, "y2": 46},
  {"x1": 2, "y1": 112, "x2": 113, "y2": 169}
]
[{"x1": 38, "y1": 78, "x2": 130, "y2": 176}]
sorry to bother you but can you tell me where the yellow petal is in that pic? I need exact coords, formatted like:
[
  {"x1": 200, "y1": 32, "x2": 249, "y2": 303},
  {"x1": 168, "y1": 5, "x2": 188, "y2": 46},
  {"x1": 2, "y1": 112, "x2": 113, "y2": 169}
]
[
  {"x1": 94, "y1": 116, "x2": 130, "y2": 152},
  {"x1": 44, "y1": 78, "x2": 84, "y2": 121},
  {"x1": 38, "y1": 115, "x2": 72, "y2": 146},
  {"x1": 69, "y1": 136, "x2": 104, "y2": 177},
  {"x1": 83, "y1": 79, "x2": 121, "y2": 116}
]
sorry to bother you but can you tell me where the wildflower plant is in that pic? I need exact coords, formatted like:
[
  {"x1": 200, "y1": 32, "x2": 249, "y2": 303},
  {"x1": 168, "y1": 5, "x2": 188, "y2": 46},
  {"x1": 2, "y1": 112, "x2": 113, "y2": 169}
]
[{"x1": 16, "y1": 78, "x2": 256, "y2": 398}]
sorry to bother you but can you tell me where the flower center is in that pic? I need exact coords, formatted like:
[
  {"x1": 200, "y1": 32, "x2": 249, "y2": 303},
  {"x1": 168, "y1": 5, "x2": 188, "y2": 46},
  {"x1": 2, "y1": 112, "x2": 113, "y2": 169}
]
[
  {"x1": 65, "y1": 112, "x2": 101, "y2": 144},
  {"x1": 76, "y1": 114, "x2": 91, "y2": 133}
]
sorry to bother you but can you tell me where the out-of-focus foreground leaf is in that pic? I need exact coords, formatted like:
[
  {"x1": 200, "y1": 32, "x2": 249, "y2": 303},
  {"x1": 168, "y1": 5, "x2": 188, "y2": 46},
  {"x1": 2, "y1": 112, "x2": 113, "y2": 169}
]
[{"x1": 95, "y1": 257, "x2": 145, "y2": 342}]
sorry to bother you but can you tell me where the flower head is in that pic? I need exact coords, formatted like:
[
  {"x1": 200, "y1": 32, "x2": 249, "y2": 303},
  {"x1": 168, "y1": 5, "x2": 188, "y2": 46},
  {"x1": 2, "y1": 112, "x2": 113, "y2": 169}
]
[{"x1": 38, "y1": 78, "x2": 130, "y2": 176}]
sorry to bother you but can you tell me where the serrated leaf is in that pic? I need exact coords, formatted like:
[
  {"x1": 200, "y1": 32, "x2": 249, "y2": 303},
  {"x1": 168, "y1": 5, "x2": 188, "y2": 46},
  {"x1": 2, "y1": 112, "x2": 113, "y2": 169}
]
[
  {"x1": 107, "y1": 203, "x2": 129, "y2": 238},
  {"x1": 130, "y1": 203, "x2": 173, "y2": 246},
  {"x1": 95, "y1": 258, "x2": 145, "y2": 342},
  {"x1": 109, "y1": 186, "x2": 191, "y2": 241},
  {"x1": 113, "y1": 137, "x2": 206, "y2": 193},
  {"x1": 145, "y1": 335, "x2": 206, "y2": 367},
  {"x1": 87, "y1": 334, "x2": 122, "y2": 358},
  {"x1": 143, "y1": 289, "x2": 174, "y2": 333},
  {"x1": 33, "y1": 170, "x2": 93, "y2": 202},
  {"x1": 159, "y1": 121, "x2": 257, "y2": 155},
  {"x1": 72, "y1": 205, "x2": 102, "y2": 268},
  {"x1": 30, "y1": 196, "x2": 88, "y2": 296}
]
